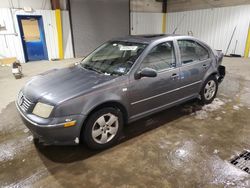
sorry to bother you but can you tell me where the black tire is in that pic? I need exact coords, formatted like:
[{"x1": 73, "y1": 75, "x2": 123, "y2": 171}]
[
  {"x1": 82, "y1": 107, "x2": 123, "y2": 150},
  {"x1": 200, "y1": 75, "x2": 218, "y2": 104}
]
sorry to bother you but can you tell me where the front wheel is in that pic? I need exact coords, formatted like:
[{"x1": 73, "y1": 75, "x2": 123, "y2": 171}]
[
  {"x1": 82, "y1": 107, "x2": 123, "y2": 150},
  {"x1": 200, "y1": 76, "x2": 218, "y2": 104}
]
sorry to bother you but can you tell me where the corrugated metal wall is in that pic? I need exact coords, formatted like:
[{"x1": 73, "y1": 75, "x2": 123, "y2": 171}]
[
  {"x1": 0, "y1": 8, "x2": 73, "y2": 63},
  {"x1": 130, "y1": 12, "x2": 162, "y2": 35},
  {"x1": 167, "y1": 5, "x2": 250, "y2": 56},
  {"x1": 0, "y1": 9, "x2": 23, "y2": 60},
  {"x1": 131, "y1": 5, "x2": 250, "y2": 57}
]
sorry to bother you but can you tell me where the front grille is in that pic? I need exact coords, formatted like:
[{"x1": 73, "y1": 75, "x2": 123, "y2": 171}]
[{"x1": 18, "y1": 92, "x2": 33, "y2": 112}]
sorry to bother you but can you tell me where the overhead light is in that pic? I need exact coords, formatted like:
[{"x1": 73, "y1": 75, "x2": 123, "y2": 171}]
[{"x1": 23, "y1": 7, "x2": 33, "y2": 12}]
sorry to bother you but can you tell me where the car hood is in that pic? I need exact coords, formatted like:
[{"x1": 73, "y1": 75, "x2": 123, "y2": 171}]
[{"x1": 22, "y1": 65, "x2": 116, "y2": 104}]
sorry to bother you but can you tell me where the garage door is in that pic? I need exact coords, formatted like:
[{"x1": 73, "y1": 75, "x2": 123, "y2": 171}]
[{"x1": 69, "y1": 0, "x2": 130, "y2": 57}]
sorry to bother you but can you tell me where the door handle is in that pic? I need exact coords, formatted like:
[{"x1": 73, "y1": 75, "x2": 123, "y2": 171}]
[
  {"x1": 202, "y1": 64, "x2": 208, "y2": 70},
  {"x1": 171, "y1": 73, "x2": 179, "y2": 79}
]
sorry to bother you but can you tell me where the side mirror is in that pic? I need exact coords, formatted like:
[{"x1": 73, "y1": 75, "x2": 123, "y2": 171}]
[{"x1": 135, "y1": 67, "x2": 157, "y2": 79}]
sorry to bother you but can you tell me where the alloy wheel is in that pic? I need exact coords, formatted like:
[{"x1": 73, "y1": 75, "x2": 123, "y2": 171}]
[
  {"x1": 91, "y1": 113, "x2": 119, "y2": 144},
  {"x1": 204, "y1": 80, "x2": 216, "y2": 100}
]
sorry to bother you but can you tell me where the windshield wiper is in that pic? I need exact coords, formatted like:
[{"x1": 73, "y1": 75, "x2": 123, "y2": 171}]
[{"x1": 82, "y1": 64, "x2": 103, "y2": 74}]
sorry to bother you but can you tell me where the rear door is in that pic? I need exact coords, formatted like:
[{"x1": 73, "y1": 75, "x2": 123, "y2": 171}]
[
  {"x1": 128, "y1": 40, "x2": 181, "y2": 119},
  {"x1": 177, "y1": 39, "x2": 211, "y2": 97}
]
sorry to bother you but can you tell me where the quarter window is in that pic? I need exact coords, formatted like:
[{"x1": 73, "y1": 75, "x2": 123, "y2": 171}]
[
  {"x1": 177, "y1": 40, "x2": 209, "y2": 64},
  {"x1": 140, "y1": 41, "x2": 176, "y2": 71}
]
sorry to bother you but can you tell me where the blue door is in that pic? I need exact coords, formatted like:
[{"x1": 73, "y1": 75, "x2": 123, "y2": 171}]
[{"x1": 17, "y1": 15, "x2": 48, "y2": 62}]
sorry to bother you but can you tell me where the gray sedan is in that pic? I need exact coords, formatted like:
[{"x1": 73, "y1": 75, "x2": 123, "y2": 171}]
[{"x1": 16, "y1": 34, "x2": 225, "y2": 150}]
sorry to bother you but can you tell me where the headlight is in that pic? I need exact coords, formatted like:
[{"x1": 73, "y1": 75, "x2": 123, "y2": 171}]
[{"x1": 32, "y1": 102, "x2": 54, "y2": 118}]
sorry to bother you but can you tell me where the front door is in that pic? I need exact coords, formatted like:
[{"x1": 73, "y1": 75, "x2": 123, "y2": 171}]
[
  {"x1": 17, "y1": 15, "x2": 48, "y2": 62},
  {"x1": 129, "y1": 41, "x2": 181, "y2": 119}
]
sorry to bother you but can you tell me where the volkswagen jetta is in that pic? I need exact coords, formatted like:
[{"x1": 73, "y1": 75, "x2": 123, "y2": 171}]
[{"x1": 16, "y1": 34, "x2": 225, "y2": 149}]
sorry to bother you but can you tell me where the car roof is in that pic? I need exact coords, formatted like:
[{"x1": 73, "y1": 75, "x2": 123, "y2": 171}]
[{"x1": 112, "y1": 34, "x2": 190, "y2": 44}]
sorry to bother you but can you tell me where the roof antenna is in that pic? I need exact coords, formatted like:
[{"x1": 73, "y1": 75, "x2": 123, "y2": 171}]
[{"x1": 172, "y1": 14, "x2": 186, "y2": 34}]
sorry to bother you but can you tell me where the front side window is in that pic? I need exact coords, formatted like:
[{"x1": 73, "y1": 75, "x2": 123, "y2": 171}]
[
  {"x1": 177, "y1": 40, "x2": 209, "y2": 64},
  {"x1": 80, "y1": 41, "x2": 147, "y2": 75},
  {"x1": 140, "y1": 41, "x2": 176, "y2": 71}
]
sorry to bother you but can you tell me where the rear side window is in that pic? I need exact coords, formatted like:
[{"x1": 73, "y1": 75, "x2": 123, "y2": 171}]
[
  {"x1": 177, "y1": 40, "x2": 209, "y2": 64},
  {"x1": 140, "y1": 41, "x2": 176, "y2": 71}
]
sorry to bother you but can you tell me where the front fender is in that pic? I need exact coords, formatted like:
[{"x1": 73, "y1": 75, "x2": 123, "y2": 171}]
[
  {"x1": 81, "y1": 91, "x2": 128, "y2": 116},
  {"x1": 54, "y1": 76, "x2": 129, "y2": 117}
]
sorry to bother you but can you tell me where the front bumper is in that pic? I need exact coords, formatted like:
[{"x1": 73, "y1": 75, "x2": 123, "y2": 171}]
[{"x1": 16, "y1": 101, "x2": 86, "y2": 145}]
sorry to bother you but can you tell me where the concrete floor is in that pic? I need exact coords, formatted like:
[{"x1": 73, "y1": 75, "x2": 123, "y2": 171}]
[{"x1": 0, "y1": 57, "x2": 250, "y2": 187}]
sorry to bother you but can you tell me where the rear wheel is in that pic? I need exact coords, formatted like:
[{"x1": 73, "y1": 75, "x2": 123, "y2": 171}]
[
  {"x1": 200, "y1": 76, "x2": 218, "y2": 104},
  {"x1": 82, "y1": 107, "x2": 123, "y2": 150}
]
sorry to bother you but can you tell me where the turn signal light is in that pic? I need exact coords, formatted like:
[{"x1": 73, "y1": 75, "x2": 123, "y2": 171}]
[{"x1": 64, "y1": 121, "x2": 76, "y2": 128}]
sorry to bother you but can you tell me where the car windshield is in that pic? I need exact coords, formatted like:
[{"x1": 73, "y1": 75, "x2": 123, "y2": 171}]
[{"x1": 80, "y1": 41, "x2": 147, "y2": 76}]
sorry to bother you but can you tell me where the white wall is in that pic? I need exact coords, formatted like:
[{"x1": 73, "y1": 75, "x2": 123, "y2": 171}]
[
  {"x1": 0, "y1": 8, "x2": 73, "y2": 62},
  {"x1": 0, "y1": 0, "x2": 68, "y2": 10},
  {"x1": 130, "y1": 12, "x2": 163, "y2": 35},
  {"x1": 166, "y1": 5, "x2": 250, "y2": 56},
  {"x1": 0, "y1": 0, "x2": 51, "y2": 9},
  {"x1": 131, "y1": 5, "x2": 250, "y2": 57},
  {"x1": 61, "y1": 11, "x2": 73, "y2": 59}
]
